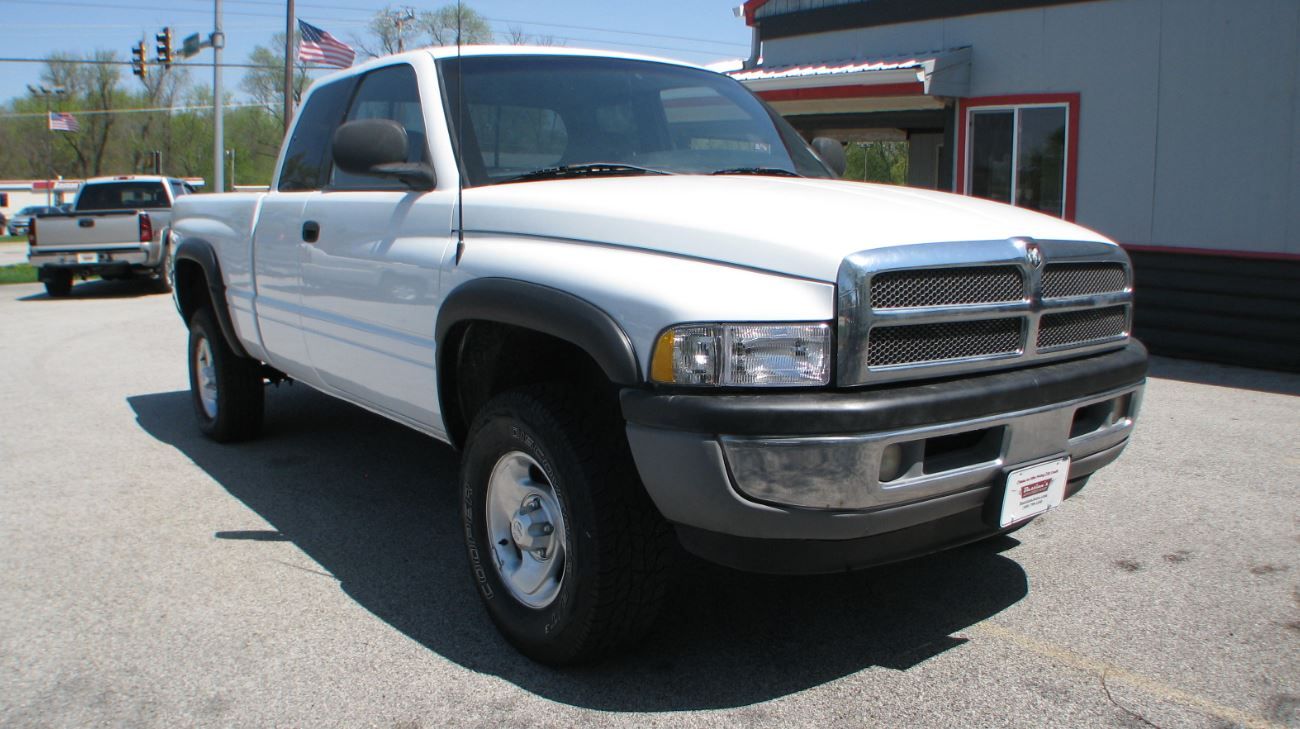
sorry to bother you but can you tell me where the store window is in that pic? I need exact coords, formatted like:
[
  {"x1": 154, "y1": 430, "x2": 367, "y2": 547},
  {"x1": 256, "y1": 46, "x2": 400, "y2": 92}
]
[{"x1": 958, "y1": 95, "x2": 1078, "y2": 220}]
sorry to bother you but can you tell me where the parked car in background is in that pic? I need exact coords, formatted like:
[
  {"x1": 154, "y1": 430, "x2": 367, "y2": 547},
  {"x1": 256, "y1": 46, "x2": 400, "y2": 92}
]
[
  {"x1": 7, "y1": 206, "x2": 62, "y2": 237},
  {"x1": 27, "y1": 176, "x2": 193, "y2": 297}
]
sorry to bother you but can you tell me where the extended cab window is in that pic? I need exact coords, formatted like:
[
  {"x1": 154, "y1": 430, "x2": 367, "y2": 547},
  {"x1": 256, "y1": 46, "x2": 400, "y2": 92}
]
[
  {"x1": 278, "y1": 77, "x2": 356, "y2": 192},
  {"x1": 330, "y1": 64, "x2": 429, "y2": 191},
  {"x1": 75, "y1": 182, "x2": 168, "y2": 211}
]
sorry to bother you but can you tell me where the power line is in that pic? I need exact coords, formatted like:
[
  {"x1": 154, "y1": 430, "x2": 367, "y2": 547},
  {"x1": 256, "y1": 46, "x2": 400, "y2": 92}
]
[
  {"x1": 201, "y1": 0, "x2": 749, "y2": 48},
  {"x1": 0, "y1": 56, "x2": 336, "y2": 71},
  {"x1": 10, "y1": 0, "x2": 749, "y2": 50},
  {"x1": 0, "y1": 101, "x2": 271, "y2": 119}
]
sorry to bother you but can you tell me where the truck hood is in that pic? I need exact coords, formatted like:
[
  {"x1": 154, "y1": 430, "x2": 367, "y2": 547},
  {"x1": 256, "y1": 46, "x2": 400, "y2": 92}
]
[{"x1": 462, "y1": 176, "x2": 1113, "y2": 282}]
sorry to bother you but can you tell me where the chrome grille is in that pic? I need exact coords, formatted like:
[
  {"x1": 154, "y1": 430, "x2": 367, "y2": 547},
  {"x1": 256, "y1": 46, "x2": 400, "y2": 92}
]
[
  {"x1": 1038, "y1": 306, "x2": 1128, "y2": 349},
  {"x1": 1042, "y1": 263, "x2": 1127, "y2": 298},
  {"x1": 868, "y1": 319, "x2": 1022, "y2": 367},
  {"x1": 870, "y1": 266, "x2": 1024, "y2": 308},
  {"x1": 837, "y1": 239, "x2": 1135, "y2": 386}
]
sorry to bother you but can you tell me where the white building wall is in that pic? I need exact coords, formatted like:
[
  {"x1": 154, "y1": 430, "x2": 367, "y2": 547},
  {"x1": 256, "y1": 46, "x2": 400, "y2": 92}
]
[{"x1": 761, "y1": 0, "x2": 1299, "y2": 255}]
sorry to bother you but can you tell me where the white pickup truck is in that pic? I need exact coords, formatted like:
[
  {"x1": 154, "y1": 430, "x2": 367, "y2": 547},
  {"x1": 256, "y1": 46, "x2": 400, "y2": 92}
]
[
  {"x1": 29, "y1": 175, "x2": 193, "y2": 297},
  {"x1": 169, "y1": 47, "x2": 1146, "y2": 664}
]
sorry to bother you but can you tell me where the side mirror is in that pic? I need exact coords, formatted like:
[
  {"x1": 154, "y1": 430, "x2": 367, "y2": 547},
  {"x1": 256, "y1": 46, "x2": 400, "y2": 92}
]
[
  {"x1": 811, "y1": 137, "x2": 847, "y2": 178},
  {"x1": 332, "y1": 119, "x2": 436, "y2": 190}
]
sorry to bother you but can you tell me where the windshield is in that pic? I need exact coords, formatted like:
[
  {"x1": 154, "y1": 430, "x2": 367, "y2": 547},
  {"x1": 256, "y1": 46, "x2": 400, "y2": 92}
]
[
  {"x1": 439, "y1": 55, "x2": 832, "y2": 187},
  {"x1": 75, "y1": 181, "x2": 169, "y2": 211}
]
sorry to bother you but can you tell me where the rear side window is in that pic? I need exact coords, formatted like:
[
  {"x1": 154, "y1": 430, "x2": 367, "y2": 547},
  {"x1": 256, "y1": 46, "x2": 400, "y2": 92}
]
[
  {"x1": 75, "y1": 182, "x2": 169, "y2": 211},
  {"x1": 278, "y1": 77, "x2": 356, "y2": 192},
  {"x1": 330, "y1": 64, "x2": 428, "y2": 191}
]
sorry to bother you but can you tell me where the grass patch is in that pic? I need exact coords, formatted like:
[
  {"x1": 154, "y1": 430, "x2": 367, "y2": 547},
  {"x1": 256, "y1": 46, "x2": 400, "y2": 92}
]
[
  {"x1": 1, "y1": 235, "x2": 26, "y2": 243},
  {"x1": 0, "y1": 263, "x2": 37, "y2": 285}
]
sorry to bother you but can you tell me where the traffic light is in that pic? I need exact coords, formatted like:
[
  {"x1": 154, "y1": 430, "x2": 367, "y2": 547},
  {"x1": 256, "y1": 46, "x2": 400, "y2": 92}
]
[
  {"x1": 131, "y1": 41, "x2": 148, "y2": 78},
  {"x1": 155, "y1": 27, "x2": 173, "y2": 69}
]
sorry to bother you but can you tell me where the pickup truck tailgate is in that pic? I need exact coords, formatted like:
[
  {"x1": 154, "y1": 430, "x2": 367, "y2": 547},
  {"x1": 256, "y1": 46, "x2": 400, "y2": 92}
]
[{"x1": 36, "y1": 211, "x2": 144, "y2": 247}]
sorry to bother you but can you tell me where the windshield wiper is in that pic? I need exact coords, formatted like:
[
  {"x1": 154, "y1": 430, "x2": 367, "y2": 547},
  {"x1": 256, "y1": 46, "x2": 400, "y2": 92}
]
[
  {"x1": 710, "y1": 167, "x2": 802, "y2": 177},
  {"x1": 501, "y1": 163, "x2": 670, "y2": 184}
]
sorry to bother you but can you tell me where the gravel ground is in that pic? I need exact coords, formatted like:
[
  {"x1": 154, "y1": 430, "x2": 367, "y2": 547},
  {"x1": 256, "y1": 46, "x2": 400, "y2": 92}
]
[{"x1": 1, "y1": 280, "x2": 1296, "y2": 728}]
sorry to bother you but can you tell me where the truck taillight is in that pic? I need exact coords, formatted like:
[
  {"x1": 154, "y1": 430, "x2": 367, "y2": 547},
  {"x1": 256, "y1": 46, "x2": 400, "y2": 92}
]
[
  {"x1": 27, "y1": 218, "x2": 36, "y2": 246},
  {"x1": 139, "y1": 212, "x2": 153, "y2": 243}
]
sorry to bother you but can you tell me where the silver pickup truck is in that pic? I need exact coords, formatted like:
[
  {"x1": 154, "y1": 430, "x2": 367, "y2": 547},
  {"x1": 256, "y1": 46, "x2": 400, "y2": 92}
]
[
  {"x1": 169, "y1": 47, "x2": 1146, "y2": 664},
  {"x1": 28, "y1": 175, "x2": 194, "y2": 297}
]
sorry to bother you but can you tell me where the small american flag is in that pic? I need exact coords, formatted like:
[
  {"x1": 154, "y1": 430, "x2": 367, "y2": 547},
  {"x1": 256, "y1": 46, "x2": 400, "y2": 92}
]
[
  {"x1": 48, "y1": 112, "x2": 79, "y2": 132},
  {"x1": 297, "y1": 19, "x2": 356, "y2": 69}
]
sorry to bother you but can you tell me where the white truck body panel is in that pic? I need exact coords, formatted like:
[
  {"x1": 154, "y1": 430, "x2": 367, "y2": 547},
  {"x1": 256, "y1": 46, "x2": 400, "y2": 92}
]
[{"x1": 461, "y1": 176, "x2": 1110, "y2": 284}]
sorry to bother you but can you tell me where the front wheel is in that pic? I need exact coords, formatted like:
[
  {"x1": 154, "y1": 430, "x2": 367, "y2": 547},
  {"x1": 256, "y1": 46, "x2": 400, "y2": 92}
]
[
  {"x1": 188, "y1": 307, "x2": 264, "y2": 442},
  {"x1": 460, "y1": 386, "x2": 673, "y2": 665}
]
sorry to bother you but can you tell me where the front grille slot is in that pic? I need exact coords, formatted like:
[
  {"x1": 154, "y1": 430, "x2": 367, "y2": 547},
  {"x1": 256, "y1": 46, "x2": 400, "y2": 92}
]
[
  {"x1": 1042, "y1": 262, "x2": 1127, "y2": 298},
  {"x1": 1037, "y1": 306, "x2": 1128, "y2": 349},
  {"x1": 868, "y1": 318, "x2": 1022, "y2": 367},
  {"x1": 870, "y1": 266, "x2": 1024, "y2": 308}
]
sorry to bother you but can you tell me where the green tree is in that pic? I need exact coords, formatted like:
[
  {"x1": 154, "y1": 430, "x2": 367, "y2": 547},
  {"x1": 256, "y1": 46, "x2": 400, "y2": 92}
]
[
  {"x1": 419, "y1": 5, "x2": 493, "y2": 46},
  {"x1": 242, "y1": 32, "x2": 309, "y2": 130},
  {"x1": 843, "y1": 141, "x2": 908, "y2": 185}
]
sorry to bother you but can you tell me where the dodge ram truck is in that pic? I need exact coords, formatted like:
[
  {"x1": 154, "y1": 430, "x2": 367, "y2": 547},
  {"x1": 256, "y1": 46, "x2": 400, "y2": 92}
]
[
  {"x1": 169, "y1": 47, "x2": 1146, "y2": 665},
  {"x1": 30, "y1": 175, "x2": 193, "y2": 297}
]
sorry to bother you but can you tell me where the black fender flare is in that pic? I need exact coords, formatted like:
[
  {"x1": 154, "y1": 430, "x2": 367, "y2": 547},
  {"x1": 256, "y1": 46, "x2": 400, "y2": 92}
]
[
  {"x1": 173, "y1": 237, "x2": 252, "y2": 360},
  {"x1": 435, "y1": 278, "x2": 642, "y2": 386}
]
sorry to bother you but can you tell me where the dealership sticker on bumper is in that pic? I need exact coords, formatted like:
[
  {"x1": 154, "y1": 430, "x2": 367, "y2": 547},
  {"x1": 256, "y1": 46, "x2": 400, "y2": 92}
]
[{"x1": 1000, "y1": 456, "x2": 1070, "y2": 528}]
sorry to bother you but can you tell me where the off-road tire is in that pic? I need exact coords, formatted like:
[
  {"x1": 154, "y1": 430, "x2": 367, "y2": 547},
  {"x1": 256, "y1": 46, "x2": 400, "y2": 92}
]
[
  {"x1": 460, "y1": 385, "x2": 674, "y2": 665},
  {"x1": 187, "y1": 307, "x2": 264, "y2": 442}
]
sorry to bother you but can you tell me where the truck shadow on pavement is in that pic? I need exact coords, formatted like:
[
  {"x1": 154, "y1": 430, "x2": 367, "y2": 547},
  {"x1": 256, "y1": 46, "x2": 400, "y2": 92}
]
[
  {"x1": 128, "y1": 385, "x2": 1029, "y2": 711},
  {"x1": 18, "y1": 279, "x2": 166, "y2": 301}
]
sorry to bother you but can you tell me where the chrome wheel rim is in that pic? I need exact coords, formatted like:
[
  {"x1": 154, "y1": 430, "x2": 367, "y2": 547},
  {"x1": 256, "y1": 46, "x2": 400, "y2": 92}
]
[
  {"x1": 194, "y1": 336, "x2": 218, "y2": 419},
  {"x1": 485, "y1": 451, "x2": 567, "y2": 608}
]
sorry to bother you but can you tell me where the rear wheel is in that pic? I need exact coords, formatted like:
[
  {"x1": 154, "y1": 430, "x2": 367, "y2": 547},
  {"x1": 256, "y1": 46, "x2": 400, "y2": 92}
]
[
  {"x1": 460, "y1": 385, "x2": 673, "y2": 665},
  {"x1": 187, "y1": 307, "x2": 264, "y2": 442},
  {"x1": 43, "y1": 270, "x2": 72, "y2": 298},
  {"x1": 153, "y1": 245, "x2": 174, "y2": 293}
]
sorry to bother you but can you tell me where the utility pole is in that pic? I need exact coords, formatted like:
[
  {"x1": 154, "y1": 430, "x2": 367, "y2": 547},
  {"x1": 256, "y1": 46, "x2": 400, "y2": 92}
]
[
  {"x1": 226, "y1": 148, "x2": 236, "y2": 188},
  {"x1": 283, "y1": 0, "x2": 294, "y2": 132},
  {"x1": 27, "y1": 85, "x2": 66, "y2": 206},
  {"x1": 395, "y1": 7, "x2": 415, "y2": 52},
  {"x1": 213, "y1": 0, "x2": 225, "y2": 193}
]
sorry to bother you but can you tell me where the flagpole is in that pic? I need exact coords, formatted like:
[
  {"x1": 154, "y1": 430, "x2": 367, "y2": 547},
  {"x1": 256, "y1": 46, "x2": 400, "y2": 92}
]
[
  {"x1": 45, "y1": 103, "x2": 52, "y2": 206},
  {"x1": 213, "y1": 0, "x2": 225, "y2": 193},
  {"x1": 283, "y1": 0, "x2": 294, "y2": 132}
]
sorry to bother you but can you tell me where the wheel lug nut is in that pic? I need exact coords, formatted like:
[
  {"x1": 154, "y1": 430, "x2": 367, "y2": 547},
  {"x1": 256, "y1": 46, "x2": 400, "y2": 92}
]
[{"x1": 542, "y1": 524, "x2": 553, "y2": 535}]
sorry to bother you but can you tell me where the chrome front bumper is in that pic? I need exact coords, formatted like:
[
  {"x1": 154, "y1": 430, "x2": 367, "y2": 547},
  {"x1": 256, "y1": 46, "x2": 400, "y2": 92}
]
[{"x1": 720, "y1": 385, "x2": 1141, "y2": 511}]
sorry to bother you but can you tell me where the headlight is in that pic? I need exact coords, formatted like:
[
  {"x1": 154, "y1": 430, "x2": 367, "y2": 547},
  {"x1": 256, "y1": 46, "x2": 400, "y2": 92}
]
[{"x1": 650, "y1": 323, "x2": 831, "y2": 387}]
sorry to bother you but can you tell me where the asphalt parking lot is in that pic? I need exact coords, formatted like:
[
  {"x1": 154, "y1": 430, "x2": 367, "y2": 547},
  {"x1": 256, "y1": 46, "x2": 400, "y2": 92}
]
[{"x1": 1, "y1": 280, "x2": 1297, "y2": 728}]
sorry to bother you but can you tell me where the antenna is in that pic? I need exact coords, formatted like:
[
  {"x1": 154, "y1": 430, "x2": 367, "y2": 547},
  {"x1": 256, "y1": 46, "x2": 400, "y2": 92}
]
[{"x1": 454, "y1": 0, "x2": 465, "y2": 264}]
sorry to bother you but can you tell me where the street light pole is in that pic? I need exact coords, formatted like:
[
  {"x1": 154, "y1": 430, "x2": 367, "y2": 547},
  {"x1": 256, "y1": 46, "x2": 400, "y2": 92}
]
[
  {"x1": 27, "y1": 84, "x2": 66, "y2": 206},
  {"x1": 212, "y1": 0, "x2": 225, "y2": 193},
  {"x1": 284, "y1": 0, "x2": 295, "y2": 132}
]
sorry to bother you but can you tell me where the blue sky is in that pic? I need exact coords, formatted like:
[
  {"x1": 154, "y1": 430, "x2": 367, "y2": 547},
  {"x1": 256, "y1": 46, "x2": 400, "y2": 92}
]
[{"x1": 0, "y1": 0, "x2": 752, "y2": 105}]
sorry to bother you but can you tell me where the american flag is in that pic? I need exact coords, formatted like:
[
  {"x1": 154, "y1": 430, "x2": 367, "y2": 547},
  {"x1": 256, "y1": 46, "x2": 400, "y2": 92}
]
[
  {"x1": 48, "y1": 112, "x2": 79, "y2": 132},
  {"x1": 297, "y1": 19, "x2": 356, "y2": 68}
]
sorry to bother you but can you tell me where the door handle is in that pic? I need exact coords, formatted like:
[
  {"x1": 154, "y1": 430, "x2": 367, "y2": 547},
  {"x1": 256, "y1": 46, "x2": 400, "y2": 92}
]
[{"x1": 302, "y1": 220, "x2": 320, "y2": 243}]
